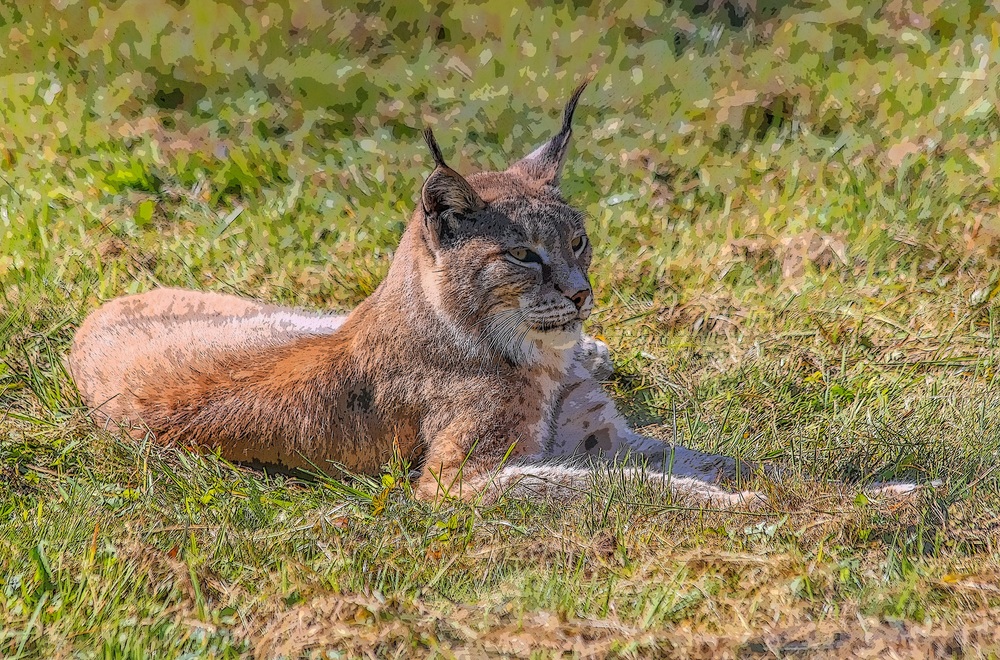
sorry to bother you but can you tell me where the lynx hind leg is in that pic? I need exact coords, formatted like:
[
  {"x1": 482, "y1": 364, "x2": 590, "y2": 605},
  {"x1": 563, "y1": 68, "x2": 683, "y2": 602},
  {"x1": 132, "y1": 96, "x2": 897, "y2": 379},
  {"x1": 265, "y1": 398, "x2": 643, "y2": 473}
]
[
  {"x1": 70, "y1": 287, "x2": 348, "y2": 422},
  {"x1": 550, "y1": 359, "x2": 752, "y2": 484}
]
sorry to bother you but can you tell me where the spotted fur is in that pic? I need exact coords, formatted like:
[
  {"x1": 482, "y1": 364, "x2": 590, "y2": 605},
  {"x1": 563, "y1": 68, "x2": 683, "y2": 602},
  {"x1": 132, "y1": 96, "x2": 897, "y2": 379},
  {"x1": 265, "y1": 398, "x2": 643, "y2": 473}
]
[{"x1": 69, "y1": 82, "x2": 758, "y2": 506}]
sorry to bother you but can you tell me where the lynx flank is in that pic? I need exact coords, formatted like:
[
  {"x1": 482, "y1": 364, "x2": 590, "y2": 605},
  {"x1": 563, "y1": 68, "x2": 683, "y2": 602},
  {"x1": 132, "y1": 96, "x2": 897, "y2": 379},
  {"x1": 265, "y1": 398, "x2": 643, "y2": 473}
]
[{"x1": 69, "y1": 82, "x2": 756, "y2": 506}]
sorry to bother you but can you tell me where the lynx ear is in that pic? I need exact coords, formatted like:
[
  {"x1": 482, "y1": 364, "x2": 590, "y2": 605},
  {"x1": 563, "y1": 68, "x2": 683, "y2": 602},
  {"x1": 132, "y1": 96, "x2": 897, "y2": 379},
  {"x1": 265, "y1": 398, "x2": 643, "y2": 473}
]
[
  {"x1": 420, "y1": 128, "x2": 484, "y2": 229},
  {"x1": 510, "y1": 79, "x2": 589, "y2": 188}
]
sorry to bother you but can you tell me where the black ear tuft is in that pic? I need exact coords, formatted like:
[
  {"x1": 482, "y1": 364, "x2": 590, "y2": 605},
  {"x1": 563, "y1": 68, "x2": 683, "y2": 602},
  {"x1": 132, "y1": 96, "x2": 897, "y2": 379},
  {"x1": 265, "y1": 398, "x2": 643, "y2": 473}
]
[
  {"x1": 510, "y1": 78, "x2": 590, "y2": 188},
  {"x1": 559, "y1": 79, "x2": 589, "y2": 139},
  {"x1": 423, "y1": 128, "x2": 448, "y2": 169},
  {"x1": 420, "y1": 128, "x2": 484, "y2": 247}
]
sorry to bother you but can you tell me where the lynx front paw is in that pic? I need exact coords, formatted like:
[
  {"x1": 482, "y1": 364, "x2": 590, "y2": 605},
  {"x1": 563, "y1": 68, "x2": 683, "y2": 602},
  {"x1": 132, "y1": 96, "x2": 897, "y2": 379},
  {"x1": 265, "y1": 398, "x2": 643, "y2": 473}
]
[{"x1": 577, "y1": 335, "x2": 613, "y2": 380}]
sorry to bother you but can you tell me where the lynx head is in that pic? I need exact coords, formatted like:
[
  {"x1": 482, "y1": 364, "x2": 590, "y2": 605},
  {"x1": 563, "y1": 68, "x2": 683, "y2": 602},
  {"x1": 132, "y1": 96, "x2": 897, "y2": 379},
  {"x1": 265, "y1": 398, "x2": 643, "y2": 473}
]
[{"x1": 417, "y1": 82, "x2": 593, "y2": 365}]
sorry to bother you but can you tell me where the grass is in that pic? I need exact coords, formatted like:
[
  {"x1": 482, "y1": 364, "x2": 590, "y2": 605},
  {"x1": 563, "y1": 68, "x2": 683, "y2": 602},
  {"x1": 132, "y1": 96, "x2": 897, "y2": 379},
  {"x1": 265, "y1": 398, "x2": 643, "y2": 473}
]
[{"x1": 4, "y1": 0, "x2": 1000, "y2": 656}]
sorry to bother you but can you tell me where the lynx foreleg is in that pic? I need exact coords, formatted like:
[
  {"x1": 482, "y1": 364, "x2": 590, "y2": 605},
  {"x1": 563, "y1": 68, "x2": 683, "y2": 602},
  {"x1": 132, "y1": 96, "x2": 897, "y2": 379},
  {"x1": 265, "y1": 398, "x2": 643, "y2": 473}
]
[
  {"x1": 471, "y1": 462, "x2": 762, "y2": 507},
  {"x1": 549, "y1": 357, "x2": 753, "y2": 483}
]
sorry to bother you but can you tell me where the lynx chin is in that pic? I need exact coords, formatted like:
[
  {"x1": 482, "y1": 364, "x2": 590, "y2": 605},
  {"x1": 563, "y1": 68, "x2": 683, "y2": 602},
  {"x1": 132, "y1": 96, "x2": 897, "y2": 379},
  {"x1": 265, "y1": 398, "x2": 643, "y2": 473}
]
[{"x1": 69, "y1": 81, "x2": 758, "y2": 507}]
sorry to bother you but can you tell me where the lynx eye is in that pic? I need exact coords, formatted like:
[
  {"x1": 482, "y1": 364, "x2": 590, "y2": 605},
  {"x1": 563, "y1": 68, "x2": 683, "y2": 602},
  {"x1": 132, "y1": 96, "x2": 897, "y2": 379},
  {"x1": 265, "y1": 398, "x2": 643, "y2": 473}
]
[
  {"x1": 506, "y1": 247, "x2": 543, "y2": 265},
  {"x1": 571, "y1": 235, "x2": 588, "y2": 254}
]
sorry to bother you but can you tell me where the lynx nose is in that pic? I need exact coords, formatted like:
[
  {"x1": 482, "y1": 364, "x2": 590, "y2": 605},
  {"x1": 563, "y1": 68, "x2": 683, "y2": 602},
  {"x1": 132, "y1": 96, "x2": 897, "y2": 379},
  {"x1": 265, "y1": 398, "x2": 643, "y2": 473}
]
[{"x1": 568, "y1": 288, "x2": 591, "y2": 313}]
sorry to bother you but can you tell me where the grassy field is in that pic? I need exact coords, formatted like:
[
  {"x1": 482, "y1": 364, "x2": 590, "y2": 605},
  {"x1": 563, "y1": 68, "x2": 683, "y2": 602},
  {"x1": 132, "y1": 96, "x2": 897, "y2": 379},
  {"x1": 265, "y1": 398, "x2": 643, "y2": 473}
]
[{"x1": 4, "y1": 0, "x2": 1000, "y2": 656}]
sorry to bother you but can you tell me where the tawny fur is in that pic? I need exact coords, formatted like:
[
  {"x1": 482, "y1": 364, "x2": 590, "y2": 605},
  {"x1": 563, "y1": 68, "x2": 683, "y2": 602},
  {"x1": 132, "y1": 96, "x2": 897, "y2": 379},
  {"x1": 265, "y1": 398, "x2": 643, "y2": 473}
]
[{"x1": 69, "y1": 83, "x2": 758, "y2": 507}]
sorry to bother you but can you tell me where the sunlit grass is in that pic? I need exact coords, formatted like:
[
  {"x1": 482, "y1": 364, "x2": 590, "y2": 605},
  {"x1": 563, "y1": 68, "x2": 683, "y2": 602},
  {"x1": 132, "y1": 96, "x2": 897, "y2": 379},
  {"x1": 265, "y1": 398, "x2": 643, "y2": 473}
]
[{"x1": 5, "y1": 0, "x2": 1000, "y2": 656}]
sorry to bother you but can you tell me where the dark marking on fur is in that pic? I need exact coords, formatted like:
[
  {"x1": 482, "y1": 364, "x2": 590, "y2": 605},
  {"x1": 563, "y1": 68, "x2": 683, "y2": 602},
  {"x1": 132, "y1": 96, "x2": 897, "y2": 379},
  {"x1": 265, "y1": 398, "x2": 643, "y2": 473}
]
[
  {"x1": 346, "y1": 387, "x2": 374, "y2": 413},
  {"x1": 584, "y1": 429, "x2": 611, "y2": 452}
]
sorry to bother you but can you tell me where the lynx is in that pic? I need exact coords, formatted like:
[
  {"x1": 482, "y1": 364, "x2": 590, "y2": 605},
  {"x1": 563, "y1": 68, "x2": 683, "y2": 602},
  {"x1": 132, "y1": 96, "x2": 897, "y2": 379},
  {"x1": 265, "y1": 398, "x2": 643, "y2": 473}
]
[{"x1": 69, "y1": 82, "x2": 757, "y2": 506}]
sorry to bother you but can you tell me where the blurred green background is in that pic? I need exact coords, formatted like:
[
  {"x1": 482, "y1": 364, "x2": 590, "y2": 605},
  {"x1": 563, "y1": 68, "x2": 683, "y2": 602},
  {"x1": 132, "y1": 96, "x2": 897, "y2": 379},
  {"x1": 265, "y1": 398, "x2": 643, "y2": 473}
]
[{"x1": 4, "y1": 0, "x2": 1000, "y2": 310}]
